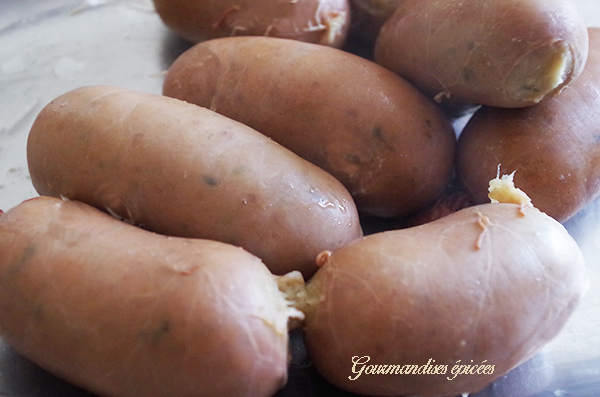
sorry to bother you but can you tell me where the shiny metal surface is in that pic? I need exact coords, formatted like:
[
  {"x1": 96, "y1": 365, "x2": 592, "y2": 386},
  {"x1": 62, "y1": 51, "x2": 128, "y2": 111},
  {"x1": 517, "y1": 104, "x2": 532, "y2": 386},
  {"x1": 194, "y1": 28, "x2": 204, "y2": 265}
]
[{"x1": 0, "y1": 1, "x2": 598, "y2": 396}]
